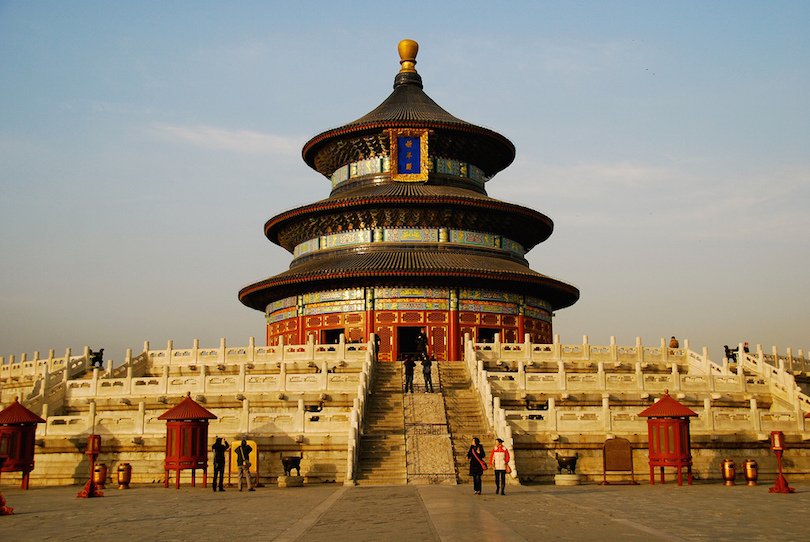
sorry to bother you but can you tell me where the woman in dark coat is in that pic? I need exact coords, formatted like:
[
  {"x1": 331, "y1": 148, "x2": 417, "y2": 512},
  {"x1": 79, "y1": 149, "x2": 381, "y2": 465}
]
[{"x1": 467, "y1": 437, "x2": 486, "y2": 494}]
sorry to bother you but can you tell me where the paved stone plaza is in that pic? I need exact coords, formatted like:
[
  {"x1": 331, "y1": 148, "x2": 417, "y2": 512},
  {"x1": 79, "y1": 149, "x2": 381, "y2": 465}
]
[{"x1": 1, "y1": 481, "x2": 807, "y2": 541}]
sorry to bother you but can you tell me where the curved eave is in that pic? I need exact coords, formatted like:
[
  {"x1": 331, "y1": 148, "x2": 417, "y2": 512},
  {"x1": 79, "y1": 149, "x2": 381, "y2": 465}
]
[
  {"x1": 240, "y1": 269, "x2": 578, "y2": 313},
  {"x1": 239, "y1": 249, "x2": 579, "y2": 313},
  {"x1": 301, "y1": 120, "x2": 515, "y2": 178},
  {"x1": 264, "y1": 196, "x2": 553, "y2": 251}
]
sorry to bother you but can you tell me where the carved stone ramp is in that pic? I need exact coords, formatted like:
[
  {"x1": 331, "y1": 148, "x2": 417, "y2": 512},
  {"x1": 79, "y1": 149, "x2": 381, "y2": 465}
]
[{"x1": 438, "y1": 361, "x2": 495, "y2": 484}]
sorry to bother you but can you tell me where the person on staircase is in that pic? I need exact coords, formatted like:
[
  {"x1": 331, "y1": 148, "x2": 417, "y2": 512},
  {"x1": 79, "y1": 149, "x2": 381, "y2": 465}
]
[
  {"x1": 490, "y1": 438, "x2": 511, "y2": 495},
  {"x1": 415, "y1": 328, "x2": 429, "y2": 362},
  {"x1": 421, "y1": 355, "x2": 434, "y2": 393},
  {"x1": 467, "y1": 437, "x2": 487, "y2": 494},
  {"x1": 403, "y1": 355, "x2": 416, "y2": 393}
]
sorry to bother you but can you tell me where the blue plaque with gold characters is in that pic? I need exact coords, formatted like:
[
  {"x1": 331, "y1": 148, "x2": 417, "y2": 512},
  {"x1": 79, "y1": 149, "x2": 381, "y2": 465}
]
[{"x1": 390, "y1": 128, "x2": 429, "y2": 182}]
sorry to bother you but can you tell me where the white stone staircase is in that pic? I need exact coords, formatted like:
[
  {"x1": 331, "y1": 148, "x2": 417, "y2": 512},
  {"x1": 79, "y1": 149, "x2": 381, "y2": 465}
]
[{"x1": 356, "y1": 362, "x2": 407, "y2": 485}]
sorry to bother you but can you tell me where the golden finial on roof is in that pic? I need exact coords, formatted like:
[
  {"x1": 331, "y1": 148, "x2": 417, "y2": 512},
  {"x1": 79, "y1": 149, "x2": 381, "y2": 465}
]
[{"x1": 398, "y1": 39, "x2": 419, "y2": 73}]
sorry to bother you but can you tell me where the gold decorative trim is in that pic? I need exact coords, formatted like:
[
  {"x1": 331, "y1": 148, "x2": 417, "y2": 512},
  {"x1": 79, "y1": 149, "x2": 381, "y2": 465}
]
[{"x1": 389, "y1": 129, "x2": 429, "y2": 182}]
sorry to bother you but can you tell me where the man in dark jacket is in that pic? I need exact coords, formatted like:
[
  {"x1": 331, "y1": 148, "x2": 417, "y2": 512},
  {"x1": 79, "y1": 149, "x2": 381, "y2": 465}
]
[
  {"x1": 211, "y1": 437, "x2": 229, "y2": 492},
  {"x1": 403, "y1": 355, "x2": 416, "y2": 393},
  {"x1": 236, "y1": 439, "x2": 254, "y2": 492}
]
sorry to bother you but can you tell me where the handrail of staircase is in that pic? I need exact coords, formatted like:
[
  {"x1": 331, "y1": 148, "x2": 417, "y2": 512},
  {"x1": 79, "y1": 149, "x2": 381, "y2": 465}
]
[{"x1": 345, "y1": 335, "x2": 376, "y2": 485}]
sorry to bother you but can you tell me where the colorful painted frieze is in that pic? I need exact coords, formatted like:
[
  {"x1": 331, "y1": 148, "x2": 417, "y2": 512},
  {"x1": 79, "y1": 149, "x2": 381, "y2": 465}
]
[
  {"x1": 383, "y1": 228, "x2": 439, "y2": 243},
  {"x1": 304, "y1": 300, "x2": 366, "y2": 316},
  {"x1": 267, "y1": 306, "x2": 297, "y2": 324},
  {"x1": 267, "y1": 296, "x2": 297, "y2": 314},
  {"x1": 524, "y1": 306, "x2": 552, "y2": 322},
  {"x1": 321, "y1": 230, "x2": 372, "y2": 249},
  {"x1": 459, "y1": 299, "x2": 519, "y2": 314},
  {"x1": 302, "y1": 289, "x2": 364, "y2": 304},
  {"x1": 293, "y1": 238, "x2": 320, "y2": 258},
  {"x1": 526, "y1": 296, "x2": 553, "y2": 311},
  {"x1": 375, "y1": 300, "x2": 449, "y2": 311},
  {"x1": 374, "y1": 287, "x2": 449, "y2": 299},
  {"x1": 459, "y1": 289, "x2": 521, "y2": 304}
]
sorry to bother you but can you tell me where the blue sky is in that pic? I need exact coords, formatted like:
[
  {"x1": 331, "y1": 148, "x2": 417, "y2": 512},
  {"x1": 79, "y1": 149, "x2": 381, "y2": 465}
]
[{"x1": 1, "y1": 1, "x2": 808, "y2": 363}]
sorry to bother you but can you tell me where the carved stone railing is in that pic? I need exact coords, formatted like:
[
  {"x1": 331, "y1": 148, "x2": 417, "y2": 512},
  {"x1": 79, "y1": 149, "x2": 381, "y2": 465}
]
[{"x1": 467, "y1": 335, "x2": 810, "y2": 439}]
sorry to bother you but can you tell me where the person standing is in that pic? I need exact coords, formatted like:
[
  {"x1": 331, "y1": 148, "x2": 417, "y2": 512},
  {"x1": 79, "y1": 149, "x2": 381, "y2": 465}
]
[
  {"x1": 403, "y1": 355, "x2": 416, "y2": 393},
  {"x1": 211, "y1": 436, "x2": 229, "y2": 492},
  {"x1": 421, "y1": 355, "x2": 434, "y2": 393},
  {"x1": 669, "y1": 336, "x2": 679, "y2": 349},
  {"x1": 236, "y1": 439, "x2": 254, "y2": 492},
  {"x1": 490, "y1": 438, "x2": 511, "y2": 495},
  {"x1": 467, "y1": 437, "x2": 487, "y2": 495},
  {"x1": 415, "y1": 328, "x2": 429, "y2": 361}
]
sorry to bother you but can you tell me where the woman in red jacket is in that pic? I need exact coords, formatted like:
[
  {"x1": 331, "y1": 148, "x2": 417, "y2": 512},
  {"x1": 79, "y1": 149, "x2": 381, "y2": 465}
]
[{"x1": 489, "y1": 438, "x2": 510, "y2": 495}]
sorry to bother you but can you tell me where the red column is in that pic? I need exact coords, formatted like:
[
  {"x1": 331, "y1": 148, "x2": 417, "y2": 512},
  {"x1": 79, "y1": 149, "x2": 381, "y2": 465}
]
[{"x1": 297, "y1": 315, "x2": 305, "y2": 345}]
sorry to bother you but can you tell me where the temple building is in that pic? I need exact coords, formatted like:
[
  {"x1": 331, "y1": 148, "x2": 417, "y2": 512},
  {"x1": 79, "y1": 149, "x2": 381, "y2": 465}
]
[
  {"x1": 4, "y1": 40, "x2": 808, "y2": 489},
  {"x1": 239, "y1": 40, "x2": 579, "y2": 361}
]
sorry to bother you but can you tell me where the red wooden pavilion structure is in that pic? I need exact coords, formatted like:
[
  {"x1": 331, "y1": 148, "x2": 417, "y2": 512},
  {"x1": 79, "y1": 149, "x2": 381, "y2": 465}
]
[
  {"x1": 0, "y1": 397, "x2": 45, "y2": 490},
  {"x1": 158, "y1": 393, "x2": 217, "y2": 489},
  {"x1": 638, "y1": 391, "x2": 698, "y2": 486}
]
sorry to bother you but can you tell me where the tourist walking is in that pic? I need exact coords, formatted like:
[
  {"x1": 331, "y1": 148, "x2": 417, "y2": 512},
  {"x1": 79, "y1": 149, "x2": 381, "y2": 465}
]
[
  {"x1": 403, "y1": 355, "x2": 416, "y2": 393},
  {"x1": 236, "y1": 439, "x2": 254, "y2": 492},
  {"x1": 490, "y1": 438, "x2": 511, "y2": 495},
  {"x1": 421, "y1": 356, "x2": 434, "y2": 392},
  {"x1": 467, "y1": 437, "x2": 487, "y2": 494},
  {"x1": 211, "y1": 436, "x2": 229, "y2": 492}
]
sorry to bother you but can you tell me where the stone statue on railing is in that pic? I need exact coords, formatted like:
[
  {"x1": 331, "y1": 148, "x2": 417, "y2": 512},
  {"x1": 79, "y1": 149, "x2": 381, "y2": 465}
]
[{"x1": 89, "y1": 349, "x2": 104, "y2": 369}]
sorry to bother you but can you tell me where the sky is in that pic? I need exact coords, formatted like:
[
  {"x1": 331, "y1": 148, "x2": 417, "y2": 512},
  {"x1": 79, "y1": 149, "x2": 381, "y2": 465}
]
[{"x1": 1, "y1": 1, "x2": 808, "y2": 364}]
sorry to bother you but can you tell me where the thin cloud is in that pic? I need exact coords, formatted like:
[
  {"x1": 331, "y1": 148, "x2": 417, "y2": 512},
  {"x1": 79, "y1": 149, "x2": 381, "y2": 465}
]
[{"x1": 152, "y1": 123, "x2": 302, "y2": 156}]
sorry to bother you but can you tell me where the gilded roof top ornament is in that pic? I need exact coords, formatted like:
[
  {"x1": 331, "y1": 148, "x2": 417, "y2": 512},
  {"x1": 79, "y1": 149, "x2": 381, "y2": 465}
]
[{"x1": 398, "y1": 39, "x2": 419, "y2": 73}]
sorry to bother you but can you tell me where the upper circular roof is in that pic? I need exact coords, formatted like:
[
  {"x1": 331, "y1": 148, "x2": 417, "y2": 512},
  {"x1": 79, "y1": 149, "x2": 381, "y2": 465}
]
[{"x1": 302, "y1": 41, "x2": 516, "y2": 179}]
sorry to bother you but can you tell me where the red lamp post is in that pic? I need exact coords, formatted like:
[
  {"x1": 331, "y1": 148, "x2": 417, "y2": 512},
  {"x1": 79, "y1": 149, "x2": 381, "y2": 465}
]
[
  {"x1": 768, "y1": 431, "x2": 794, "y2": 494},
  {"x1": 77, "y1": 434, "x2": 104, "y2": 498}
]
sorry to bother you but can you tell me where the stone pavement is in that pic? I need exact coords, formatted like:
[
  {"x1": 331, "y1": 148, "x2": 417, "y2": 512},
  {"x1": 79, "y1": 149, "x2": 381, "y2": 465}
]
[{"x1": 1, "y1": 481, "x2": 807, "y2": 541}]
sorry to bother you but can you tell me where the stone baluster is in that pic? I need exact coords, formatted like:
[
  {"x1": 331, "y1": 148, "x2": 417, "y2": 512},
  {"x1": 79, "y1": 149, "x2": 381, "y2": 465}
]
[
  {"x1": 240, "y1": 398, "x2": 250, "y2": 434},
  {"x1": 248, "y1": 336, "x2": 256, "y2": 364},
  {"x1": 703, "y1": 397, "x2": 713, "y2": 432},
  {"x1": 219, "y1": 338, "x2": 226, "y2": 365},
  {"x1": 552, "y1": 334, "x2": 561, "y2": 359},
  {"x1": 238, "y1": 362, "x2": 246, "y2": 392},
  {"x1": 280, "y1": 362, "x2": 287, "y2": 391},
  {"x1": 582, "y1": 335, "x2": 590, "y2": 361},
  {"x1": 40, "y1": 403, "x2": 49, "y2": 436},
  {"x1": 297, "y1": 399, "x2": 306, "y2": 432},
  {"x1": 126, "y1": 349, "x2": 133, "y2": 394},
  {"x1": 671, "y1": 361, "x2": 680, "y2": 391},
  {"x1": 750, "y1": 398, "x2": 761, "y2": 432},
  {"x1": 136, "y1": 401, "x2": 145, "y2": 435},
  {"x1": 162, "y1": 366, "x2": 170, "y2": 394},
  {"x1": 547, "y1": 397, "x2": 557, "y2": 432},
  {"x1": 602, "y1": 393, "x2": 611, "y2": 432}
]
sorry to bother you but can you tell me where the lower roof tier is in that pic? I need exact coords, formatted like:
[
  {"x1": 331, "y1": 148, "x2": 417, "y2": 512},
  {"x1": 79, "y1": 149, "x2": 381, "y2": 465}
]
[
  {"x1": 239, "y1": 248, "x2": 579, "y2": 312},
  {"x1": 265, "y1": 183, "x2": 554, "y2": 252}
]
